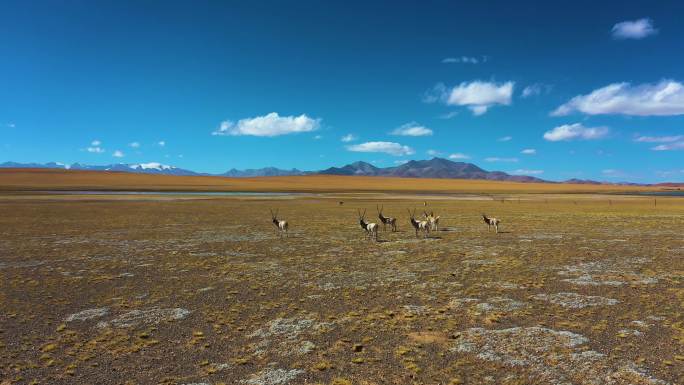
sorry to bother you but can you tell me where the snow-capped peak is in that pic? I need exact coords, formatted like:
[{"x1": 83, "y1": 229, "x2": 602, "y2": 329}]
[{"x1": 131, "y1": 162, "x2": 174, "y2": 171}]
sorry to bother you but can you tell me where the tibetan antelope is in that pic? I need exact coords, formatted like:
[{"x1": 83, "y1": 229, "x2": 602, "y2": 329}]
[
  {"x1": 424, "y1": 211, "x2": 440, "y2": 232},
  {"x1": 270, "y1": 209, "x2": 289, "y2": 238},
  {"x1": 408, "y1": 209, "x2": 430, "y2": 238},
  {"x1": 358, "y1": 209, "x2": 379, "y2": 241},
  {"x1": 377, "y1": 205, "x2": 397, "y2": 232},
  {"x1": 482, "y1": 214, "x2": 500, "y2": 233}
]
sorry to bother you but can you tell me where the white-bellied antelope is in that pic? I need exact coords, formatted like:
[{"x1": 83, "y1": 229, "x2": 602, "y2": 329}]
[
  {"x1": 408, "y1": 209, "x2": 430, "y2": 238},
  {"x1": 358, "y1": 209, "x2": 379, "y2": 241},
  {"x1": 482, "y1": 214, "x2": 500, "y2": 233},
  {"x1": 424, "y1": 211, "x2": 440, "y2": 232},
  {"x1": 270, "y1": 209, "x2": 289, "y2": 238},
  {"x1": 377, "y1": 205, "x2": 397, "y2": 232}
]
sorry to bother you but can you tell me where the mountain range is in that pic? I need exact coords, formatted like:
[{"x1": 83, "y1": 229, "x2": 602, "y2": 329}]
[{"x1": 1, "y1": 158, "x2": 674, "y2": 185}]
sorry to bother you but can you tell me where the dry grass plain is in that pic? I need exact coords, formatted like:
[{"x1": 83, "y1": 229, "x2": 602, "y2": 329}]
[
  {"x1": 0, "y1": 172, "x2": 683, "y2": 384},
  {"x1": 0, "y1": 168, "x2": 674, "y2": 194}
]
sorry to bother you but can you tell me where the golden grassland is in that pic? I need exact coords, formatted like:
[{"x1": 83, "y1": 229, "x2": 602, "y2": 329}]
[
  {"x1": 0, "y1": 168, "x2": 677, "y2": 194},
  {"x1": 0, "y1": 192, "x2": 683, "y2": 384}
]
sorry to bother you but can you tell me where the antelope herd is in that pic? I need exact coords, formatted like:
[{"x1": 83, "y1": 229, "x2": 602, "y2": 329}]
[{"x1": 270, "y1": 205, "x2": 502, "y2": 241}]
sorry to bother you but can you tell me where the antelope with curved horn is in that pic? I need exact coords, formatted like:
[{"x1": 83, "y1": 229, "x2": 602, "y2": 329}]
[
  {"x1": 408, "y1": 209, "x2": 430, "y2": 238},
  {"x1": 424, "y1": 211, "x2": 440, "y2": 232},
  {"x1": 270, "y1": 209, "x2": 289, "y2": 238},
  {"x1": 358, "y1": 209, "x2": 379, "y2": 241},
  {"x1": 377, "y1": 205, "x2": 397, "y2": 232},
  {"x1": 482, "y1": 214, "x2": 500, "y2": 234}
]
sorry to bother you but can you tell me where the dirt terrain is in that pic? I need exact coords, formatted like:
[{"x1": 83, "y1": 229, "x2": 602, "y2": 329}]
[{"x1": 1, "y1": 192, "x2": 683, "y2": 385}]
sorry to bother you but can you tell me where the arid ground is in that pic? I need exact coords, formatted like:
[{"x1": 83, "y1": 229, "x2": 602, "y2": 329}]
[{"x1": 0, "y1": 173, "x2": 683, "y2": 384}]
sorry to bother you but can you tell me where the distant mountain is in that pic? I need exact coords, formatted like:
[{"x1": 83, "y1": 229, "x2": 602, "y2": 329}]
[
  {"x1": 0, "y1": 161, "x2": 200, "y2": 176},
  {"x1": 563, "y1": 178, "x2": 604, "y2": 185},
  {"x1": 2, "y1": 159, "x2": 677, "y2": 185},
  {"x1": 319, "y1": 161, "x2": 380, "y2": 176},
  {"x1": 221, "y1": 167, "x2": 305, "y2": 177},
  {"x1": 318, "y1": 158, "x2": 547, "y2": 183}
]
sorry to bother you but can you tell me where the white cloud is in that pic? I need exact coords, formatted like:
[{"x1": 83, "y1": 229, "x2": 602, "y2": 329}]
[
  {"x1": 521, "y1": 83, "x2": 551, "y2": 98},
  {"x1": 427, "y1": 149, "x2": 442, "y2": 156},
  {"x1": 651, "y1": 141, "x2": 684, "y2": 151},
  {"x1": 346, "y1": 141, "x2": 414, "y2": 156},
  {"x1": 438, "y1": 111, "x2": 458, "y2": 119},
  {"x1": 611, "y1": 18, "x2": 657, "y2": 40},
  {"x1": 424, "y1": 81, "x2": 514, "y2": 115},
  {"x1": 314, "y1": 135, "x2": 322, "y2": 140},
  {"x1": 601, "y1": 169, "x2": 629, "y2": 179},
  {"x1": 394, "y1": 160, "x2": 409, "y2": 165},
  {"x1": 449, "y1": 153, "x2": 471, "y2": 160},
  {"x1": 442, "y1": 56, "x2": 480, "y2": 64},
  {"x1": 87, "y1": 140, "x2": 104, "y2": 153},
  {"x1": 469, "y1": 105, "x2": 489, "y2": 116},
  {"x1": 634, "y1": 135, "x2": 683, "y2": 143},
  {"x1": 552, "y1": 80, "x2": 684, "y2": 116},
  {"x1": 485, "y1": 157, "x2": 518, "y2": 162},
  {"x1": 521, "y1": 148, "x2": 536, "y2": 155},
  {"x1": 543, "y1": 123, "x2": 609, "y2": 142},
  {"x1": 213, "y1": 112, "x2": 320, "y2": 137},
  {"x1": 129, "y1": 142, "x2": 140, "y2": 148},
  {"x1": 158, "y1": 141, "x2": 166, "y2": 146},
  {"x1": 113, "y1": 150, "x2": 124, "y2": 158},
  {"x1": 341, "y1": 134, "x2": 357, "y2": 142},
  {"x1": 656, "y1": 169, "x2": 684, "y2": 178},
  {"x1": 498, "y1": 136, "x2": 512, "y2": 142},
  {"x1": 391, "y1": 122, "x2": 433, "y2": 136},
  {"x1": 447, "y1": 81, "x2": 514, "y2": 115},
  {"x1": 512, "y1": 169, "x2": 544, "y2": 175}
]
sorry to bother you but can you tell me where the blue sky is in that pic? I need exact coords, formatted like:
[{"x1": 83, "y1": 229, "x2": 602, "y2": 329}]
[{"x1": 1, "y1": 1, "x2": 683, "y2": 182}]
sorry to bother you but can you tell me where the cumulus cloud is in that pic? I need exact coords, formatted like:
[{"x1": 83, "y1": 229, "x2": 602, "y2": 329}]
[
  {"x1": 543, "y1": 123, "x2": 609, "y2": 141},
  {"x1": 158, "y1": 141, "x2": 166, "y2": 146},
  {"x1": 634, "y1": 135, "x2": 683, "y2": 143},
  {"x1": 113, "y1": 150, "x2": 124, "y2": 158},
  {"x1": 129, "y1": 142, "x2": 140, "y2": 148},
  {"x1": 91, "y1": 140, "x2": 101, "y2": 146},
  {"x1": 521, "y1": 148, "x2": 537, "y2": 155},
  {"x1": 552, "y1": 80, "x2": 684, "y2": 116},
  {"x1": 498, "y1": 136, "x2": 512, "y2": 142},
  {"x1": 651, "y1": 141, "x2": 684, "y2": 151},
  {"x1": 449, "y1": 153, "x2": 471, "y2": 160},
  {"x1": 346, "y1": 141, "x2": 414, "y2": 156},
  {"x1": 485, "y1": 157, "x2": 518, "y2": 162},
  {"x1": 341, "y1": 134, "x2": 357, "y2": 142},
  {"x1": 213, "y1": 112, "x2": 320, "y2": 137},
  {"x1": 424, "y1": 81, "x2": 514, "y2": 115},
  {"x1": 611, "y1": 18, "x2": 657, "y2": 39},
  {"x1": 427, "y1": 149, "x2": 441, "y2": 156},
  {"x1": 391, "y1": 122, "x2": 433, "y2": 136},
  {"x1": 512, "y1": 169, "x2": 544, "y2": 175}
]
